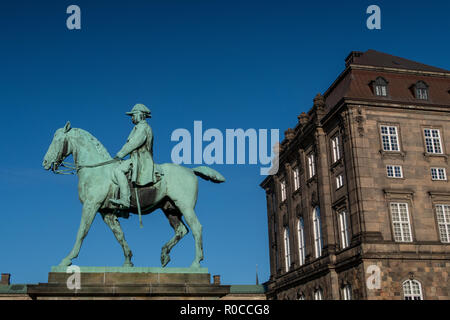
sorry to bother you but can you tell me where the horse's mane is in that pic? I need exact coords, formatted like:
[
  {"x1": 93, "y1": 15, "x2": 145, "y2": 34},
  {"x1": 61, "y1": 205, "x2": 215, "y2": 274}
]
[{"x1": 72, "y1": 128, "x2": 112, "y2": 159}]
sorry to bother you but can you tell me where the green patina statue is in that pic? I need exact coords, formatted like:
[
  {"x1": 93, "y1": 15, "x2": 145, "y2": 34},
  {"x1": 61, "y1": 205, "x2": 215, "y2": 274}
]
[{"x1": 42, "y1": 104, "x2": 225, "y2": 269}]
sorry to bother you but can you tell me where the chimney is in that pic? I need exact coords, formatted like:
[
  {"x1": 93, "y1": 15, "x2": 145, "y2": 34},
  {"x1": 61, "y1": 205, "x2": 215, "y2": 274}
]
[
  {"x1": 1, "y1": 273, "x2": 11, "y2": 285},
  {"x1": 345, "y1": 51, "x2": 363, "y2": 67},
  {"x1": 213, "y1": 275, "x2": 221, "y2": 285}
]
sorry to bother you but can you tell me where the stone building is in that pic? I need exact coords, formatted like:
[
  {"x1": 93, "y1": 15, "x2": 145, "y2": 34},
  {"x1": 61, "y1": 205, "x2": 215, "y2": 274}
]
[{"x1": 260, "y1": 50, "x2": 450, "y2": 300}]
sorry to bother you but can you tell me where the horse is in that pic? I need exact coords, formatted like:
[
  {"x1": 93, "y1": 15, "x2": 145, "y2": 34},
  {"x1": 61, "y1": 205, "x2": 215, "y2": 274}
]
[{"x1": 42, "y1": 121, "x2": 225, "y2": 268}]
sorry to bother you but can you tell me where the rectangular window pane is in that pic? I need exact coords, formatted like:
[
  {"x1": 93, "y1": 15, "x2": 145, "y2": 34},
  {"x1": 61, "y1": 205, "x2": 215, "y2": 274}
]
[
  {"x1": 381, "y1": 126, "x2": 400, "y2": 151},
  {"x1": 293, "y1": 167, "x2": 300, "y2": 190},
  {"x1": 308, "y1": 153, "x2": 315, "y2": 178},
  {"x1": 390, "y1": 203, "x2": 412, "y2": 242},
  {"x1": 280, "y1": 180, "x2": 286, "y2": 201},
  {"x1": 387, "y1": 165, "x2": 402, "y2": 178},
  {"x1": 332, "y1": 135, "x2": 341, "y2": 163},
  {"x1": 431, "y1": 168, "x2": 447, "y2": 180},
  {"x1": 436, "y1": 205, "x2": 450, "y2": 243},
  {"x1": 424, "y1": 129, "x2": 443, "y2": 154}
]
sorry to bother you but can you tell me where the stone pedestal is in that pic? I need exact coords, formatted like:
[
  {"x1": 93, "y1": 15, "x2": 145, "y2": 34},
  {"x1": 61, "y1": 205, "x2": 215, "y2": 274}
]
[{"x1": 27, "y1": 266, "x2": 231, "y2": 300}]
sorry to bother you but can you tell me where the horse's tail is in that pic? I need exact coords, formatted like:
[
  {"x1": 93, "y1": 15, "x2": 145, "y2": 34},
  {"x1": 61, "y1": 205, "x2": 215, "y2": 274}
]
[{"x1": 192, "y1": 166, "x2": 225, "y2": 183}]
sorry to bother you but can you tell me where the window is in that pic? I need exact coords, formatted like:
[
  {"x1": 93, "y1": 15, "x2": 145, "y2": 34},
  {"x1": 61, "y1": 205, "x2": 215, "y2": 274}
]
[
  {"x1": 297, "y1": 218, "x2": 306, "y2": 266},
  {"x1": 431, "y1": 168, "x2": 447, "y2": 181},
  {"x1": 308, "y1": 153, "x2": 316, "y2": 178},
  {"x1": 274, "y1": 219, "x2": 279, "y2": 272},
  {"x1": 314, "y1": 288, "x2": 323, "y2": 300},
  {"x1": 284, "y1": 227, "x2": 291, "y2": 272},
  {"x1": 372, "y1": 77, "x2": 388, "y2": 97},
  {"x1": 280, "y1": 180, "x2": 287, "y2": 202},
  {"x1": 435, "y1": 204, "x2": 450, "y2": 243},
  {"x1": 313, "y1": 207, "x2": 323, "y2": 258},
  {"x1": 336, "y1": 174, "x2": 344, "y2": 189},
  {"x1": 271, "y1": 193, "x2": 277, "y2": 214},
  {"x1": 390, "y1": 203, "x2": 412, "y2": 242},
  {"x1": 424, "y1": 129, "x2": 443, "y2": 154},
  {"x1": 331, "y1": 135, "x2": 341, "y2": 163},
  {"x1": 338, "y1": 211, "x2": 350, "y2": 249},
  {"x1": 387, "y1": 165, "x2": 403, "y2": 178},
  {"x1": 414, "y1": 81, "x2": 429, "y2": 100},
  {"x1": 341, "y1": 285, "x2": 352, "y2": 300},
  {"x1": 403, "y1": 280, "x2": 423, "y2": 300},
  {"x1": 380, "y1": 125, "x2": 400, "y2": 151},
  {"x1": 293, "y1": 167, "x2": 300, "y2": 191}
]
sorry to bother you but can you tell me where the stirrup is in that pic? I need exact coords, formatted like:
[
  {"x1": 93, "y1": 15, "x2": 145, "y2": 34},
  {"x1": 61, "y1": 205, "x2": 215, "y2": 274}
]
[{"x1": 109, "y1": 198, "x2": 130, "y2": 208}]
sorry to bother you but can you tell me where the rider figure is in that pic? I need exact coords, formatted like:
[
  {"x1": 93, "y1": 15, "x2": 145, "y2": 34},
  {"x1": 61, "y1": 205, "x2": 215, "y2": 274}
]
[{"x1": 110, "y1": 103, "x2": 156, "y2": 208}]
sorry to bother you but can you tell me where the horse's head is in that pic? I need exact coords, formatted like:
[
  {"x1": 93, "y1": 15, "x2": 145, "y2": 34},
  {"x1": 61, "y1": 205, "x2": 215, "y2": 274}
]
[{"x1": 43, "y1": 121, "x2": 72, "y2": 171}]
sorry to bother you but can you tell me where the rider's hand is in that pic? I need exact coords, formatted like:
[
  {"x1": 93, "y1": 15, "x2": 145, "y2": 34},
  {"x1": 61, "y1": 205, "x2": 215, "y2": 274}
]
[{"x1": 114, "y1": 156, "x2": 121, "y2": 161}]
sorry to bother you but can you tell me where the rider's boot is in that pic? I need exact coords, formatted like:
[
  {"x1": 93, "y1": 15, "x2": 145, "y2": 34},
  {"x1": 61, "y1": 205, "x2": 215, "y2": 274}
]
[{"x1": 110, "y1": 172, "x2": 131, "y2": 208}]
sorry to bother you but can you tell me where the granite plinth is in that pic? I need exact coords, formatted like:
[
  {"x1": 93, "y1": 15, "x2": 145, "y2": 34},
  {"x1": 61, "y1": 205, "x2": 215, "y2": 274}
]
[{"x1": 27, "y1": 266, "x2": 231, "y2": 300}]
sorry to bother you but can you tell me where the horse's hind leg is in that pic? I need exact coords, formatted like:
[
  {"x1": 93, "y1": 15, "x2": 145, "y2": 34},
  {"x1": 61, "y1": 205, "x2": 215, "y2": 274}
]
[
  {"x1": 101, "y1": 212, "x2": 134, "y2": 267},
  {"x1": 177, "y1": 205, "x2": 203, "y2": 269},
  {"x1": 161, "y1": 207, "x2": 188, "y2": 267}
]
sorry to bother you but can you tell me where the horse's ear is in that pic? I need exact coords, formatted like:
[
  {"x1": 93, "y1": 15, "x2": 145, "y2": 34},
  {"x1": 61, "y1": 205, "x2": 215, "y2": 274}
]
[{"x1": 64, "y1": 121, "x2": 72, "y2": 133}]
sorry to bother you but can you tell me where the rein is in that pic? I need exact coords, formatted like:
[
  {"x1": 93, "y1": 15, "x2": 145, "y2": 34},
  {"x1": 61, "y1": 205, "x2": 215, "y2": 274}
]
[{"x1": 52, "y1": 158, "x2": 121, "y2": 175}]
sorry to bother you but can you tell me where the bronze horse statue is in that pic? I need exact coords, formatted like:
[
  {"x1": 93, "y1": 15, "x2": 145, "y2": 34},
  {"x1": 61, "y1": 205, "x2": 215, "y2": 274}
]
[{"x1": 42, "y1": 121, "x2": 225, "y2": 268}]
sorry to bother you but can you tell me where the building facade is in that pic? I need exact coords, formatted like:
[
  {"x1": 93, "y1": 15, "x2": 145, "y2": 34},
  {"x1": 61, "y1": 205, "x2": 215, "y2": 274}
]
[{"x1": 261, "y1": 50, "x2": 450, "y2": 300}]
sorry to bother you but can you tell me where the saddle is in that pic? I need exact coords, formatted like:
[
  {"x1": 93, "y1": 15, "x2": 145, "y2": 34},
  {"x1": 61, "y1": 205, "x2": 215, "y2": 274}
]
[{"x1": 109, "y1": 165, "x2": 164, "y2": 216}]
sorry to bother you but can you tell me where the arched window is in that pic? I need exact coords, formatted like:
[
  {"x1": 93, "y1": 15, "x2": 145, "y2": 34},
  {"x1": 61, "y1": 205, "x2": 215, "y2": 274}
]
[
  {"x1": 313, "y1": 207, "x2": 323, "y2": 258},
  {"x1": 341, "y1": 284, "x2": 352, "y2": 300},
  {"x1": 284, "y1": 227, "x2": 291, "y2": 272},
  {"x1": 403, "y1": 280, "x2": 423, "y2": 300},
  {"x1": 372, "y1": 77, "x2": 388, "y2": 97},
  {"x1": 297, "y1": 217, "x2": 306, "y2": 266},
  {"x1": 414, "y1": 81, "x2": 429, "y2": 100},
  {"x1": 314, "y1": 288, "x2": 323, "y2": 300}
]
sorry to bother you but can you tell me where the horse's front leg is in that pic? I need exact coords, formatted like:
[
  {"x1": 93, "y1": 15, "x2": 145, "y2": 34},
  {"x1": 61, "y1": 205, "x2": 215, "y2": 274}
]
[
  {"x1": 59, "y1": 202, "x2": 99, "y2": 267},
  {"x1": 101, "y1": 212, "x2": 134, "y2": 267}
]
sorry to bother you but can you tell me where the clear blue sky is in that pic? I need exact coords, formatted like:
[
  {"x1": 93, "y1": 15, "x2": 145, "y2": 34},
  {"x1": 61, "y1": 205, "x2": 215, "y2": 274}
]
[{"x1": 0, "y1": 0, "x2": 449, "y2": 285}]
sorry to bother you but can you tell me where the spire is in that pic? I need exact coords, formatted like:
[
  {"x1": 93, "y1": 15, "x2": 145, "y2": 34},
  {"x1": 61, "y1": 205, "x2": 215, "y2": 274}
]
[{"x1": 256, "y1": 264, "x2": 259, "y2": 285}]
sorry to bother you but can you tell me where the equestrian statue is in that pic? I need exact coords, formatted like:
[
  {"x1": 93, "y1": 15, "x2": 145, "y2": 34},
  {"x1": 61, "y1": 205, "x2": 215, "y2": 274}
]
[{"x1": 42, "y1": 104, "x2": 225, "y2": 269}]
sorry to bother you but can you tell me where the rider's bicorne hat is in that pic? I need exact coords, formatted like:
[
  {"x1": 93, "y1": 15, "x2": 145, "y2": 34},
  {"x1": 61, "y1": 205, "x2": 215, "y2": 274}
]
[{"x1": 126, "y1": 103, "x2": 151, "y2": 118}]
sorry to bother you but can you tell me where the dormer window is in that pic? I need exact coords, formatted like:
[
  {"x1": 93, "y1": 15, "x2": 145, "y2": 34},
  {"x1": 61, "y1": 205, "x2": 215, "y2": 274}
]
[
  {"x1": 372, "y1": 77, "x2": 388, "y2": 97},
  {"x1": 414, "y1": 81, "x2": 429, "y2": 100}
]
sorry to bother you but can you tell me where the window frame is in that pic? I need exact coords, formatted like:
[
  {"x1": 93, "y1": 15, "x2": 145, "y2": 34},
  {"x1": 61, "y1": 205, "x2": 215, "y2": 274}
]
[
  {"x1": 431, "y1": 167, "x2": 447, "y2": 181},
  {"x1": 280, "y1": 179, "x2": 287, "y2": 202},
  {"x1": 414, "y1": 81, "x2": 429, "y2": 101},
  {"x1": 372, "y1": 77, "x2": 389, "y2": 97},
  {"x1": 313, "y1": 207, "x2": 323, "y2": 258},
  {"x1": 403, "y1": 280, "x2": 423, "y2": 300},
  {"x1": 435, "y1": 204, "x2": 450, "y2": 243},
  {"x1": 390, "y1": 202, "x2": 413, "y2": 243},
  {"x1": 314, "y1": 288, "x2": 323, "y2": 300},
  {"x1": 331, "y1": 135, "x2": 341, "y2": 163},
  {"x1": 336, "y1": 174, "x2": 344, "y2": 189},
  {"x1": 423, "y1": 128, "x2": 443, "y2": 154},
  {"x1": 307, "y1": 152, "x2": 316, "y2": 179},
  {"x1": 380, "y1": 125, "x2": 400, "y2": 152},
  {"x1": 338, "y1": 210, "x2": 350, "y2": 249},
  {"x1": 341, "y1": 284, "x2": 352, "y2": 300},
  {"x1": 283, "y1": 226, "x2": 291, "y2": 272},
  {"x1": 386, "y1": 165, "x2": 403, "y2": 178},
  {"x1": 293, "y1": 166, "x2": 300, "y2": 191},
  {"x1": 297, "y1": 217, "x2": 306, "y2": 266}
]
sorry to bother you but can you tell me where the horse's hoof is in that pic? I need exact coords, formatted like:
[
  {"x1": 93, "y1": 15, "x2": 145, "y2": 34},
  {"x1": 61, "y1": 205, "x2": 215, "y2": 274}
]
[
  {"x1": 122, "y1": 261, "x2": 134, "y2": 268},
  {"x1": 190, "y1": 261, "x2": 201, "y2": 269},
  {"x1": 161, "y1": 255, "x2": 170, "y2": 267}
]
